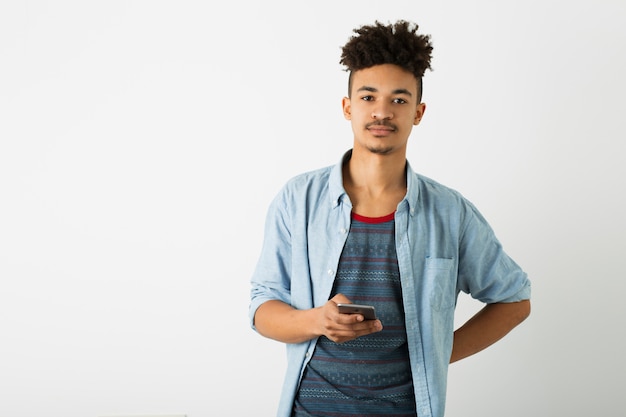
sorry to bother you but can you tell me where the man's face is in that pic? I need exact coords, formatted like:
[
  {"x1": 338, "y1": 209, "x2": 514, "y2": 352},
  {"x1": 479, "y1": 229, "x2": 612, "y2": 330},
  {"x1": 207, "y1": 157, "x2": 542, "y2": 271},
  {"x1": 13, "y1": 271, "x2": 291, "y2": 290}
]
[{"x1": 342, "y1": 64, "x2": 426, "y2": 156}]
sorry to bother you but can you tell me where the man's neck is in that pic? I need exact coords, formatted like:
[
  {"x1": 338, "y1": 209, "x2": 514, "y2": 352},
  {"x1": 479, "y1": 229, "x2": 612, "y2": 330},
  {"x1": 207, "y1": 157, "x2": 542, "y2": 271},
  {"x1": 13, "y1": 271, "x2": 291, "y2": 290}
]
[{"x1": 342, "y1": 148, "x2": 407, "y2": 217}]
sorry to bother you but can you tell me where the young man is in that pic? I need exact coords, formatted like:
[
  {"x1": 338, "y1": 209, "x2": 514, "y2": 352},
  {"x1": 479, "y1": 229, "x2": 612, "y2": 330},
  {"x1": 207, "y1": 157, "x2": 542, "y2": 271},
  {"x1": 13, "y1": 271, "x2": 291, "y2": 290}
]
[{"x1": 249, "y1": 20, "x2": 531, "y2": 417}]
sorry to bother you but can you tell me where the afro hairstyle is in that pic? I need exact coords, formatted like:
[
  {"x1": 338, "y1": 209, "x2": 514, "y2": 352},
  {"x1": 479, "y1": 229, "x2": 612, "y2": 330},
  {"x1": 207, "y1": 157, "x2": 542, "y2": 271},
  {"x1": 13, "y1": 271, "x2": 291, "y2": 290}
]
[{"x1": 340, "y1": 20, "x2": 433, "y2": 100}]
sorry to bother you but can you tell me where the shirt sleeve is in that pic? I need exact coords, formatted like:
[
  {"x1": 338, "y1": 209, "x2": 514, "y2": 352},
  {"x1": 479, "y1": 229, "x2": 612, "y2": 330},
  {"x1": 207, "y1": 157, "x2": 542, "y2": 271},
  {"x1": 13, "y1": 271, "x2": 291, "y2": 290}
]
[
  {"x1": 249, "y1": 188, "x2": 294, "y2": 330},
  {"x1": 456, "y1": 199, "x2": 531, "y2": 304}
]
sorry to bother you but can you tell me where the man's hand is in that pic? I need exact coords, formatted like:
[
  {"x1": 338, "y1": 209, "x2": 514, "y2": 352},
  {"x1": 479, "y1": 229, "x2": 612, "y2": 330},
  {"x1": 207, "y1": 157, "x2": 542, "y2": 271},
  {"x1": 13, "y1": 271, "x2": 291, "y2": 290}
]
[
  {"x1": 254, "y1": 294, "x2": 382, "y2": 344},
  {"x1": 317, "y1": 294, "x2": 383, "y2": 343}
]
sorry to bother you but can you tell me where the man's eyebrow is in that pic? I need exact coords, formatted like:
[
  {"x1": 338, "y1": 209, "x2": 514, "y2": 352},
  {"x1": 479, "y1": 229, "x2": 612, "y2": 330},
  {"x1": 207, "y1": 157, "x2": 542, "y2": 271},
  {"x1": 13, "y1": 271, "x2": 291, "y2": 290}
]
[
  {"x1": 393, "y1": 88, "x2": 413, "y2": 96},
  {"x1": 356, "y1": 86, "x2": 378, "y2": 93},
  {"x1": 356, "y1": 86, "x2": 413, "y2": 96}
]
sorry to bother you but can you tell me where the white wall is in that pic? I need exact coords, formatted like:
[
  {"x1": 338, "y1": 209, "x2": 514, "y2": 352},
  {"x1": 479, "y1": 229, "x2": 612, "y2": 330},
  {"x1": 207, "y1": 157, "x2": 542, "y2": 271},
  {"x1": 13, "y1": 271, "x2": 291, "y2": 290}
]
[{"x1": 1, "y1": 1, "x2": 624, "y2": 416}]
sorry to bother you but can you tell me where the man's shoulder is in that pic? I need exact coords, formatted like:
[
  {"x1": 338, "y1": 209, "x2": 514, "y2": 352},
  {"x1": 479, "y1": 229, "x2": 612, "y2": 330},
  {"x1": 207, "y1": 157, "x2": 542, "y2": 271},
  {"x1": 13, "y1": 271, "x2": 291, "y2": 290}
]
[
  {"x1": 282, "y1": 164, "x2": 334, "y2": 190},
  {"x1": 268, "y1": 164, "x2": 336, "y2": 215},
  {"x1": 409, "y1": 171, "x2": 487, "y2": 224},
  {"x1": 411, "y1": 171, "x2": 465, "y2": 202}
]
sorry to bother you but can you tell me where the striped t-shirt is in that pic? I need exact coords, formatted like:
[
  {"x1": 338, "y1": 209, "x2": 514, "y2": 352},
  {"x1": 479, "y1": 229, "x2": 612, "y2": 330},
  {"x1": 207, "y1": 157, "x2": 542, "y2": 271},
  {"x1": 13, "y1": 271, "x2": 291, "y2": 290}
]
[{"x1": 292, "y1": 212, "x2": 416, "y2": 416}]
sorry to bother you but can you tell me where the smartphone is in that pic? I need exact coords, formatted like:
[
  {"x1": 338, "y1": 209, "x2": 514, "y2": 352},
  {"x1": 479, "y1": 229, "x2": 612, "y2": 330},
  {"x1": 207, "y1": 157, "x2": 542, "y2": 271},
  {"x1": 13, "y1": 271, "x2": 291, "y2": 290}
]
[{"x1": 336, "y1": 303, "x2": 377, "y2": 320}]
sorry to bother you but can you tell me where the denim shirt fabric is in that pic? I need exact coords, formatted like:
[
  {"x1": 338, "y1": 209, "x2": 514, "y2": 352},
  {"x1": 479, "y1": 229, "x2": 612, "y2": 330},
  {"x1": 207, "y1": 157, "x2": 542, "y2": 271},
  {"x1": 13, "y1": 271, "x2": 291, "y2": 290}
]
[{"x1": 249, "y1": 151, "x2": 531, "y2": 417}]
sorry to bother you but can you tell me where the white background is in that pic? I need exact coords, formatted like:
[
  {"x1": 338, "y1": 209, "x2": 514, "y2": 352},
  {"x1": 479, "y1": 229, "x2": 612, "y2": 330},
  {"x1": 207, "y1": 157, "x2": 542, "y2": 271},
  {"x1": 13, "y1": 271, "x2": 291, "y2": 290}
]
[{"x1": 1, "y1": 1, "x2": 625, "y2": 416}]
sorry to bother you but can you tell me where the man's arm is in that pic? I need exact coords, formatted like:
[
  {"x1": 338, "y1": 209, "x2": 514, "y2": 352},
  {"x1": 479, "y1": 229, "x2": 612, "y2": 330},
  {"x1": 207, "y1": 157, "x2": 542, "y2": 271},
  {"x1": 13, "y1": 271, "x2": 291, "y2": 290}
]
[
  {"x1": 450, "y1": 299, "x2": 530, "y2": 363},
  {"x1": 254, "y1": 294, "x2": 383, "y2": 345}
]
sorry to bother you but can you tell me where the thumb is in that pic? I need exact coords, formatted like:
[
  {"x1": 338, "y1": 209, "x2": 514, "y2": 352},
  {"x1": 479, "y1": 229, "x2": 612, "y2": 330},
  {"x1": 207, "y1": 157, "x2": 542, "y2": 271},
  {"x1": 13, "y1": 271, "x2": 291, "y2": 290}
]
[{"x1": 330, "y1": 293, "x2": 352, "y2": 304}]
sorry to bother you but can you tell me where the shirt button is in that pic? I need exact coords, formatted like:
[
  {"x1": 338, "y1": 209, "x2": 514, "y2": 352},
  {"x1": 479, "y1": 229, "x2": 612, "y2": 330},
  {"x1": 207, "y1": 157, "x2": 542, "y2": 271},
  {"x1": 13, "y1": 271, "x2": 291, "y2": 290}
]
[
  {"x1": 340, "y1": 228, "x2": 347, "y2": 234},
  {"x1": 327, "y1": 269, "x2": 334, "y2": 276}
]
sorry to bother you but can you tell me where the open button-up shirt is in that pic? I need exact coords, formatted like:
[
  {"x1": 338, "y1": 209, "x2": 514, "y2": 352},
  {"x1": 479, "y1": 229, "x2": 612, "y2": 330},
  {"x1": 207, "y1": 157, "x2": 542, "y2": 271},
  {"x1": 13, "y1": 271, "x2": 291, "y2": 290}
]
[{"x1": 249, "y1": 151, "x2": 531, "y2": 417}]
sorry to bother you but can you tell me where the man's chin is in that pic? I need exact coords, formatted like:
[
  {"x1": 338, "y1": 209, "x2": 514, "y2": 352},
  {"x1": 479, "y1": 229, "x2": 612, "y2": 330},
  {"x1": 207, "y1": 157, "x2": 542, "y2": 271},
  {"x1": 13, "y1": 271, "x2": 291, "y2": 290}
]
[{"x1": 366, "y1": 145, "x2": 394, "y2": 155}]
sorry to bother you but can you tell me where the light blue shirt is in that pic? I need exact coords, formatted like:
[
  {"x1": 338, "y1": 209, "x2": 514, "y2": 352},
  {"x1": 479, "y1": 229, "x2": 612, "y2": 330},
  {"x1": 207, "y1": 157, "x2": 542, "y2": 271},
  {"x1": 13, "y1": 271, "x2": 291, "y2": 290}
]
[{"x1": 249, "y1": 151, "x2": 531, "y2": 417}]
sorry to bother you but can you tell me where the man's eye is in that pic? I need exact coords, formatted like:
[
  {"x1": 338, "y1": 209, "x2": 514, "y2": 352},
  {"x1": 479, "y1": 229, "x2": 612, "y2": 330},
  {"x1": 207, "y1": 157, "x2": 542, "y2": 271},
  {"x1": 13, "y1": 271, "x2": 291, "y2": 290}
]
[
  {"x1": 361, "y1": 95, "x2": 374, "y2": 101},
  {"x1": 393, "y1": 98, "x2": 407, "y2": 104}
]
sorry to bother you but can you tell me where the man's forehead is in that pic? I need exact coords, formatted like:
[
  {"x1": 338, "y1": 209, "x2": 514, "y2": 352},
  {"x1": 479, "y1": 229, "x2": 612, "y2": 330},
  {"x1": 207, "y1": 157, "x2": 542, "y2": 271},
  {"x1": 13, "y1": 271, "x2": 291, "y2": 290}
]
[{"x1": 351, "y1": 65, "x2": 418, "y2": 90}]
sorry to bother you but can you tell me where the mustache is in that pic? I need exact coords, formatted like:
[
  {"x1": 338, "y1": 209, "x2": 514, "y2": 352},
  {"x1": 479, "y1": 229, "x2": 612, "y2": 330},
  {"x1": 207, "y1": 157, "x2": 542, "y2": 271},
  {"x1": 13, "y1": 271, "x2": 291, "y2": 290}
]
[{"x1": 365, "y1": 120, "x2": 397, "y2": 130}]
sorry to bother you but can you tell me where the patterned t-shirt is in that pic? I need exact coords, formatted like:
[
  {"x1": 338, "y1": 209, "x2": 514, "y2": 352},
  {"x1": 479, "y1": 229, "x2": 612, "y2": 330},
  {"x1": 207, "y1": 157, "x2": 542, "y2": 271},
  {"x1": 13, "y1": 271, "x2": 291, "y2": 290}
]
[{"x1": 292, "y1": 212, "x2": 416, "y2": 417}]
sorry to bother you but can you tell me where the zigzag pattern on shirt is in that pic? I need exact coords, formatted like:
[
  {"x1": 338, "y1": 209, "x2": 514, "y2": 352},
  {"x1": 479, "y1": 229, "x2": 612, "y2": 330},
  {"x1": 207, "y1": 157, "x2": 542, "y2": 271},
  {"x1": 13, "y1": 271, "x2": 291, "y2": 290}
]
[
  {"x1": 337, "y1": 270, "x2": 400, "y2": 282},
  {"x1": 294, "y1": 215, "x2": 416, "y2": 415}
]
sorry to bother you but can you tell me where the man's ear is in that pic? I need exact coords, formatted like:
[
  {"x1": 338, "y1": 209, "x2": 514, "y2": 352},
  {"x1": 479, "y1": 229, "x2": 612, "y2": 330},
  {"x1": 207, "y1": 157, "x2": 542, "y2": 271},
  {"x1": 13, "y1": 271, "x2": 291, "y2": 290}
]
[
  {"x1": 342, "y1": 96, "x2": 351, "y2": 120},
  {"x1": 414, "y1": 102, "x2": 427, "y2": 125}
]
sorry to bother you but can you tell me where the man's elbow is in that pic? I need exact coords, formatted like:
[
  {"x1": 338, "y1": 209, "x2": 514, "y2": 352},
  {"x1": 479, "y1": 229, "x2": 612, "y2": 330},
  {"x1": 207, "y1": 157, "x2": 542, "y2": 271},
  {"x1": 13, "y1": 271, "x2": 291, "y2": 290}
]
[{"x1": 513, "y1": 299, "x2": 531, "y2": 325}]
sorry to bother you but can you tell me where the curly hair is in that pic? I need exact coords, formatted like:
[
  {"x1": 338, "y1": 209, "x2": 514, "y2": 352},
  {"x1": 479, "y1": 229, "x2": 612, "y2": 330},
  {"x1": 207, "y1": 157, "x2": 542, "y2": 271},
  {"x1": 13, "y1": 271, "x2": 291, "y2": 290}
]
[{"x1": 340, "y1": 20, "x2": 433, "y2": 100}]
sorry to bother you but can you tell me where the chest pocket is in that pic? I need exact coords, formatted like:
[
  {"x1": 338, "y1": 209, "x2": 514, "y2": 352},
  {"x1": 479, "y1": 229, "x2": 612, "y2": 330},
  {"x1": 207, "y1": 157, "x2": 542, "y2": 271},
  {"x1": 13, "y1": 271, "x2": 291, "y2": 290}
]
[{"x1": 425, "y1": 257, "x2": 456, "y2": 311}]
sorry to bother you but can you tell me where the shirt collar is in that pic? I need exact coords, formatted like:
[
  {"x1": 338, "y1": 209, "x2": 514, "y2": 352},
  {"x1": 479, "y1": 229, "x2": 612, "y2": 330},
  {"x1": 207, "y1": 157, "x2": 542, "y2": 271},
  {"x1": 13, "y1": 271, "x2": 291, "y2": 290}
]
[
  {"x1": 403, "y1": 160, "x2": 419, "y2": 216},
  {"x1": 328, "y1": 150, "x2": 352, "y2": 209}
]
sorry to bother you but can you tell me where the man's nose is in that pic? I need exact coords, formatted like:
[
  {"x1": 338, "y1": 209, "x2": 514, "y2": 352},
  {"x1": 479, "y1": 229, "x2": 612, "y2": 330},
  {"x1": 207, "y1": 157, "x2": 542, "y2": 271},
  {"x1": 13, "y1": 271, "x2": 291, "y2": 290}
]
[{"x1": 371, "y1": 103, "x2": 393, "y2": 120}]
